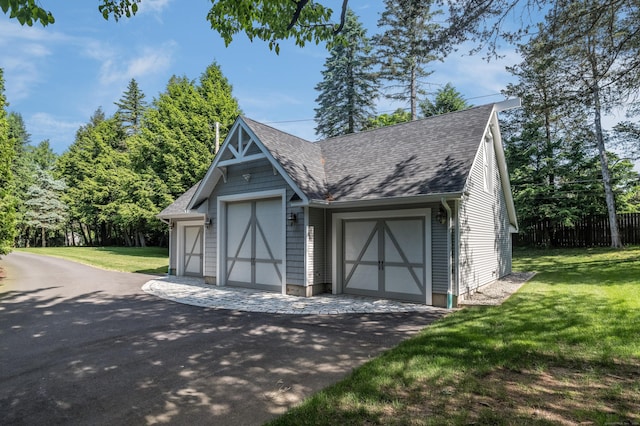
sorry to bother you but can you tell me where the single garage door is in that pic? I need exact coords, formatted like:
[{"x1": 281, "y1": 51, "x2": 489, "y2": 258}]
[
  {"x1": 183, "y1": 225, "x2": 203, "y2": 277},
  {"x1": 343, "y1": 217, "x2": 426, "y2": 303},
  {"x1": 225, "y1": 198, "x2": 283, "y2": 292}
]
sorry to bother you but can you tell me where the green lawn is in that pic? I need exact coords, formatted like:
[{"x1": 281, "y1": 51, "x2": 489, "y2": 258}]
[
  {"x1": 269, "y1": 247, "x2": 640, "y2": 425},
  {"x1": 15, "y1": 246, "x2": 169, "y2": 275}
]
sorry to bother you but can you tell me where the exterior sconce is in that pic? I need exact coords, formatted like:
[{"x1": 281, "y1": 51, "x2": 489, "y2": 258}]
[
  {"x1": 287, "y1": 212, "x2": 297, "y2": 226},
  {"x1": 169, "y1": 221, "x2": 175, "y2": 230},
  {"x1": 204, "y1": 218, "x2": 212, "y2": 229},
  {"x1": 436, "y1": 206, "x2": 447, "y2": 225},
  {"x1": 243, "y1": 173, "x2": 251, "y2": 182}
]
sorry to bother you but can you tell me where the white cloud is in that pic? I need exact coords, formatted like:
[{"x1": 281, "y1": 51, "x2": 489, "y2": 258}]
[
  {"x1": 0, "y1": 19, "x2": 65, "y2": 102},
  {"x1": 71, "y1": 35, "x2": 176, "y2": 88},
  {"x1": 138, "y1": 0, "x2": 173, "y2": 15}
]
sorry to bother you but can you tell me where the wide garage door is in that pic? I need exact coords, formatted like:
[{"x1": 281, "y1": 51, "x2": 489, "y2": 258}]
[
  {"x1": 225, "y1": 198, "x2": 283, "y2": 292},
  {"x1": 343, "y1": 217, "x2": 427, "y2": 303}
]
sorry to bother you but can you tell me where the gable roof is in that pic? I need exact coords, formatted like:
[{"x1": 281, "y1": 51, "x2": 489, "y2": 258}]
[
  {"x1": 318, "y1": 104, "x2": 494, "y2": 202},
  {"x1": 163, "y1": 101, "x2": 518, "y2": 230}
]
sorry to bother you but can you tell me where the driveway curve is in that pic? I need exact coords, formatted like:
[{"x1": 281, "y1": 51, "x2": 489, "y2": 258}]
[{"x1": 0, "y1": 251, "x2": 446, "y2": 425}]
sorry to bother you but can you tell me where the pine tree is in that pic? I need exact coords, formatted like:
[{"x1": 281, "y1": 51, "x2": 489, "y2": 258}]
[
  {"x1": 24, "y1": 168, "x2": 67, "y2": 248},
  {"x1": 374, "y1": 0, "x2": 442, "y2": 120},
  {"x1": 114, "y1": 78, "x2": 147, "y2": 135},
  {"x1": 0, "y1": 69, "x2": 16, "y2": 255},
  {"x1": 420, "y1": 83, "x2": 470, "y2": 117},
  {"x1": 314, "y1": 9, "x2": 379, "y2": 138}
]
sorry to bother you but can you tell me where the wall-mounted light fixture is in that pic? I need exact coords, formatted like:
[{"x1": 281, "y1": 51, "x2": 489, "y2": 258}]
[
  {"x1": 287, "y1": 212, "x2": 297, "y2": 226},
  {"x1": 242, "y1": 173, "x2": 251, "y2": 182},
  {"x1": 204, "y1": 218, "x2": 211, "y2": 229},
  {"x1": 435, "y1": 206, "x2": 448, "y2": 225}
]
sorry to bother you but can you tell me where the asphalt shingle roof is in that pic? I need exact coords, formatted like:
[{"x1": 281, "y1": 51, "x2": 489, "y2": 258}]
[
  {"x1": 246, "y1": 104, "x2": 493, "y2": 202},
  {"x1": 161, "y1": 103, "x2": 496, "y2": 215},
  {"x1": 158, "y1": 180, "x2": 202, "y2": 218}
]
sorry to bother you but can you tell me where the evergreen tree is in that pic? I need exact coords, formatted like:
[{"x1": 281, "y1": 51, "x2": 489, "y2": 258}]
[
  {"x1": 420, "y1": 83, "x2": 470, "y2": 117},
  {"x1": 374, "y1": 0, "x2": 442, "y2": 120},
  {"x1": 24, "y1": 168, "x2": 67, "y2": 247},
  {"x1": 0, "y1": 69, "x2": 16, "y2": 254},
  {"x1": 115, "y1": 78, "x2": 147, "y2": 135},
  {"x1": 314, "y1": 9, "x2": 379, "y2": 138},
  {"x1": 130, "y1": 62, "x2": 241, "y2": 199},
  {"x1": 197, "y1": 62, "x2": 241, "y2": 141}
]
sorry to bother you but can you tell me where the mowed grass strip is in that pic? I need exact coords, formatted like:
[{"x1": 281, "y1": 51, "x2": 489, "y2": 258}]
[
  {"x1": 15, "y1": 246, "x2": 169, "y2": 274},
  {"x1": 269, "y1": 247, "x2": 640, "y2": 425}
]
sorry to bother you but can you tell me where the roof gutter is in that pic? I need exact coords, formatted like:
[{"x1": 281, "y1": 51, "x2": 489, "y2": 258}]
[{"x1": 306, "y1": 192, "x2": 464, "y2": 209}]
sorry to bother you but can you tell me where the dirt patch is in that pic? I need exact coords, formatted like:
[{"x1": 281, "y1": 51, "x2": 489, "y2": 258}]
[
  {"x1": 462, "y1": 365, "x2": 640, "y2": 425},
  {"x1": 458, "y1": 272, "x2": 536, "y2": 306}
]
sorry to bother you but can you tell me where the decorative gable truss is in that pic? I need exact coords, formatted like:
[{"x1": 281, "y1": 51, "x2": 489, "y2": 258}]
[
  {"x1": 217, "y1": 125, "x2": 266, "y2": 167},
  {"x1": 188, "y1": 118, "x2": 308, "y2": 210}
]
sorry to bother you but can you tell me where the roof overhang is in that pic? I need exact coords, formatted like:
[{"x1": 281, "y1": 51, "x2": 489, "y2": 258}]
[
  {"x1": 156, "y1": 212, "x2": 206, "y2": 220},
  {"x1": 491, "y1": 103, "x2": 519, "y2": 232},
  {"x1": 305, "y1": 192, "x2": 464, "y2": 209}
]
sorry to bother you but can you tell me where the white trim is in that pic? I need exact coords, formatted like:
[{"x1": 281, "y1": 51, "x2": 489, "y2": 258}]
[
  {"x1": 189, "y1": 118, "x2": 309, "y2": 211},
  {"x1": 216, "y1": 189, "x2": 287, "y2": 295},
  {"x1": 331, "y1": 208, "x2": 432, "y2": 305},
  {"x1": 176, "y1": 220, "x2": 205, "y2": 277},
  {"x1": 489, "y1": 112, "x2": 519, "y2": 232}
]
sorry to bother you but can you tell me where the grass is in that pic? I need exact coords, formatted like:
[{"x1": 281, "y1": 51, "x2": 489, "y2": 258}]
[
  {"x1": 15, "y1": 246, "x2": 169, "y2": 275},
  {"x1": 269, "y1": 246, "x2": 640, "y2": 425}
]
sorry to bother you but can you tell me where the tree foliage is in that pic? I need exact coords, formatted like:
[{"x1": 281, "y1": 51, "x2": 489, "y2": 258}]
[
  {"x1": 420, "y1": 83, "x2": 470, "y2": 117},
  {"x1": 24, "y1": 168, "x2": 67, "y2": 247},
  {"x1": 362, "y1": 108, "x2": 412, "y2": 131},
  {"x1": 0, "y1": 69, "x2": 16, "y2": 255},
  {"x1": 314, "y1": 9, "x2": 379, "y2": 138},
  {"x1": 535, "y1": 0, "x2": 640, "y2": 247},
  {"x1": 374, "y1": 0, "x2": 442, "y2": 120},
  {"x1": 115, "y1": 79, "x2": 146, "y2": 136}
]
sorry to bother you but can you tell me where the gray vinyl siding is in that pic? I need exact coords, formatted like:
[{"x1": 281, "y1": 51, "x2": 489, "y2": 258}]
[
  {"x1": 308, "y1": 207, "x2": 328, "y2": 285},
  {"x1": 203, "y1": 158, "x2": 305, "y2": 286},
  {"x1": 458, "y1": 136, "x2": 512, "y2": 295},
  {"x1": 324, "y1": 203, "x2": 448, "y2": 294}
]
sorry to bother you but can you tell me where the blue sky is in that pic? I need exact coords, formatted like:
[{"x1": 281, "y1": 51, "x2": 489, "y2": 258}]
[{"x1": 0, "y1": 0, "x2": 525, "y2": 155}]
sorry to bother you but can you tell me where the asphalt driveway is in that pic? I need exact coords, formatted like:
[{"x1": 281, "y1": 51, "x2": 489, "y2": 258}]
[{"x1": 0, "y1": 252, "x2": 446, "y2": 425}]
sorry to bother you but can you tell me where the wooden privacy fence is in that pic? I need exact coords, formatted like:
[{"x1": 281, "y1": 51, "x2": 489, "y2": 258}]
[{"x1": 514, "y1": 213, "x2": 640, "y2": 247}]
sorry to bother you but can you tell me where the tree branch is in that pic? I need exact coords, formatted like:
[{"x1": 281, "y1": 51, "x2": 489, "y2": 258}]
[
  {"x1": 287, "y1": 0, "x2": 310, "y2": 30},
  {"x1": 333, "y1": 0, "x2": 349, "y2": 34}
]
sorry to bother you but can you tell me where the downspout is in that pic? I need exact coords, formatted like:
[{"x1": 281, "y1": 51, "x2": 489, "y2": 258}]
[{"x1": 441, "y1": 198, "x2": 453, "y2": 309}]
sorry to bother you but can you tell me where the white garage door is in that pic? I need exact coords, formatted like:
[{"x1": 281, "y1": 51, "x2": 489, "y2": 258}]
[
  {"x1": 225, "y1": 198, "x2": 283, "y2": 292},
  {"x1": 183, "y1": 225, "x2": 203, "y2": 277},
  {"x1": 343, "y1": 217, "x2": 426, "y2": 303}
]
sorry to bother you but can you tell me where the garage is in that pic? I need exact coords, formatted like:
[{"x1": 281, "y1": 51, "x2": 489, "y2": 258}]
[
  {"x1": 334, "y1": 209, "x2": 432, "y2": 304},
  {"x1": 224, "y1": 197, "x2": 283, "y2": 292}
]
